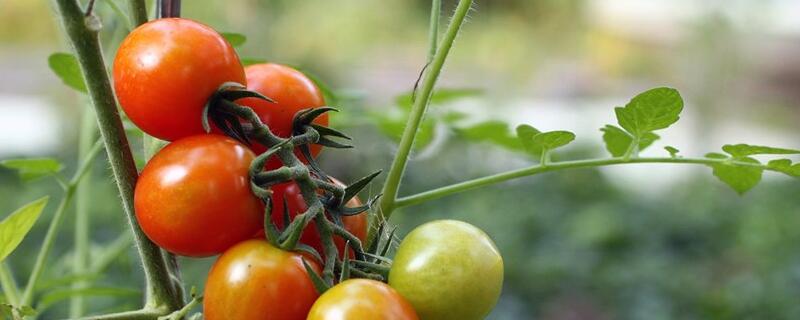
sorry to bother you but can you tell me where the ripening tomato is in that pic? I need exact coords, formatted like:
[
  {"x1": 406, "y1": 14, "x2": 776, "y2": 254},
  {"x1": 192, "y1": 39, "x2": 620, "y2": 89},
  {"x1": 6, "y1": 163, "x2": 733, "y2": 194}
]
[
  {"x1": 239, "y1": 63, "x2": 327, "y2": 168},
  {"x1": 204, "y1": 239, "x2": 321, "y2": 320},
  {"x1": 134, "y1": 135, "x2": 262, "y2": 257},
  {"x1": 388, "y1": 220, "x2": 504, "y2": 320},
  {"x1": 307, "y1": 279, "x2": 418, "y2": 320},
  {"x1": 269, "y1": 178, "x2": 367, "y2": 258},
  {"x1": 114, "y1": 18, "x2": 245, "y2": 141}
]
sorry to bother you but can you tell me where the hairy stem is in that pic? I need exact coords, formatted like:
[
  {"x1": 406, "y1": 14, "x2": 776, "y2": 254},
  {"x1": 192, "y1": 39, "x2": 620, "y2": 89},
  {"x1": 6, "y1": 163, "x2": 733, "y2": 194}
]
[
  {"x1": 427, "y1": 0, "x2": 441, "y2": 62},
  {"x1": 380, "y1": 0, "x2": 473, "y2": 218},
  {"x1": 70, "y1": 106, "x2": 97, "y2": 318},
  {"x1": 51, "y1": 0, "x2": 181, "y2": 312},
  {"x1": 77, "y1": 308, "x2": 167, "y2": 320},
  {"x1": 395, "y1": 156, "x2": 778, "y2": 208}
]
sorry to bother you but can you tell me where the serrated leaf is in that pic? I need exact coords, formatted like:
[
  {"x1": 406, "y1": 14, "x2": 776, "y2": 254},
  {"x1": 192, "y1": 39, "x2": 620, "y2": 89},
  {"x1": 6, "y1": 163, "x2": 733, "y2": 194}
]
[
  {"x1": 710, "y1": 157, "x2": 763, "y2": 194},
  {"x1": 458, "y1": 121, "x2": 522, "y2": 151},
  {"x1": 0, "y1": 197, "x2": 49, "y2": 261},
  {"x1": 616, "y1": 87, "x2": 683, "y2": 136},
  {"x1": 48, "y1": 53, "x2": 87, "y2": 93},
  {"x1": 600, "y1": 125, "x2": 659, "y2": 157},
  {"x1": 722, "y1": 144, "x2": 800, "y2": 157},
  {"x1": 665, "y1": 146, "x2": 680, "y2": 157},
  {"x1": 221, "y1": 32, "x2": 246, "y2": 47},
  {"x1": 767, "y1": 159, "x2": 800, "y2": 177},
  {"x1": 395, "y1": 88, "x2": 483, "y2": 110},
  {"x1": 1, "y1": 158, "x2": 64, "y2": 182}
]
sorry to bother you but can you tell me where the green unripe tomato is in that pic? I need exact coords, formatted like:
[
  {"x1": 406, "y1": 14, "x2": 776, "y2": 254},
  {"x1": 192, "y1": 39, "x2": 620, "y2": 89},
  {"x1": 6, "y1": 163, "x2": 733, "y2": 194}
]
[{"x1": 389, "y1": 220, "x2": 504, "y2": 320}]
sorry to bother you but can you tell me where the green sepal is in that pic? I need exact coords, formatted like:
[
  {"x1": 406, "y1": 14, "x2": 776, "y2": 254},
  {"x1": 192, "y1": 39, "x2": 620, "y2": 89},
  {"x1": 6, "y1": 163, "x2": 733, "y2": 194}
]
[{"x1": 303, "y1": 259, "x2": 330, "y2": 294}]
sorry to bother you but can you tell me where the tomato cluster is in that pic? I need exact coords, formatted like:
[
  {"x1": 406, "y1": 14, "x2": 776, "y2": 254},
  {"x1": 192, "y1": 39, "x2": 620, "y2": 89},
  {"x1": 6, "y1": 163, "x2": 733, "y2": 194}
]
[{"x1": 115, "y1": 17, "x2": 503, "y2": 320}]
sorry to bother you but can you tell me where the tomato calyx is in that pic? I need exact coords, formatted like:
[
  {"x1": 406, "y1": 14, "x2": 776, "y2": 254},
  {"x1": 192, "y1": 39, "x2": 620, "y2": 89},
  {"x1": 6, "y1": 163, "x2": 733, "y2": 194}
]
[{"x1": 203, "y1": 82, "x2": 394, "y2": 293}]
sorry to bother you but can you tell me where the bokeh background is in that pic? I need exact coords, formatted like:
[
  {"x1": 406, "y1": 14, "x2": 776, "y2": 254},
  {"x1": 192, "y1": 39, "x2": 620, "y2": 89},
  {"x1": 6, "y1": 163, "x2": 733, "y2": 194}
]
[{"x1": 2, "y1": 0, "x2": 800, "y2": 319}]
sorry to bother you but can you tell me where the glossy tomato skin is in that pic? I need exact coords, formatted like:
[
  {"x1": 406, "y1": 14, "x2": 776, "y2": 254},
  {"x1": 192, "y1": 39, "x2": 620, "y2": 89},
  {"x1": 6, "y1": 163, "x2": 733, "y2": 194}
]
[
  {"x1": 239, "y1": 63, "x2": 327, "y2": 168},
  {"x1": 134, "y1": 135, "x2": 262, "y2": 257},
  {"x1": 307, "y1": 279, "x2": 418, "y2": 320},
  {"x1": 388, "y1": 220, "x2": 504, "y2": 320},
  {"x1": 204, "y1": 239, "x2": 321, "y2": 320},
  {"x1": 114, "y1": 18, "x2": 245, "y2": 141},
  {"x1": 269, "y1": 178, "x2": 367, "y2": 258}
]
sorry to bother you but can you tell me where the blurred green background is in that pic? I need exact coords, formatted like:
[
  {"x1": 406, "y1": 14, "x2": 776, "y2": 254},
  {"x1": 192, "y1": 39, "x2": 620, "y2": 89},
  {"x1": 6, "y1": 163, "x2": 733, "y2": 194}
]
[{"x1": 2, "y1": 0, "x2": 800, "y2": 319}]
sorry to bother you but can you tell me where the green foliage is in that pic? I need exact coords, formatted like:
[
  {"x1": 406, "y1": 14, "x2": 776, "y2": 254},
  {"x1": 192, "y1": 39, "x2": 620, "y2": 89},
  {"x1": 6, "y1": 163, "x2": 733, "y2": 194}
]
[
  {"x1": 767, "y1": 159, "x2": 800, "y2": 177},
  {"x1": 614, "y1": 87, "x2": 683, "y2": 136},
  {"x1": 48, "y1": 53, "x2": 87, "y2": 94},
  {"x1": 709, "y1": 156, "x2": 763, "y2": 195},
  {"x1": 1, "y1": 158, "x2": 63, "y2": 182},
  {"x1": 0, "y1": 197, "x2": 49, "y2": 262},
  {"x1": 665, "y1": 146, "x2": 679, "y2": 157},
  {"x1": 516, "y1": 125, "x2": 574, "y2": 157},
  {"x1": 240, "y1": 57, "x2": 267, "y2": 66},
  {"x1": 721, "y1": 144, "x2": 800, "y2": 157},
  {"x1": 600, "y1": 125, "x2": 659, "y2": 157},
  {"x1": 458, "y1": 121, "x2": 521, "y2": 151},
  {"x1": 220, "y1": 32, "x2": 246, "y2": 47}
]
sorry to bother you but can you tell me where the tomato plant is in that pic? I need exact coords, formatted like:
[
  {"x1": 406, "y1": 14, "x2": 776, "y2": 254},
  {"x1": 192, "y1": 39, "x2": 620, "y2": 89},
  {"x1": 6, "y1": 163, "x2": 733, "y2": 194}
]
[
  {"x1": 389, "y1": 220, "x2": 504, "y2": 320},
  {"x1": 113, "y1": 18, "x2": 245, "y2": 141},
  {"x1": 135, "y1": 134, "x2": 263, "y2": 257},
  {"x1": 307, "y1": 279, "x2": 419, "y2": 320},
  {"x1": 204, "y1": 239, "x2": 321, "y2": 320},
  {"x1": 4, "y1": 0, "x2": 799, "y2": 319}
]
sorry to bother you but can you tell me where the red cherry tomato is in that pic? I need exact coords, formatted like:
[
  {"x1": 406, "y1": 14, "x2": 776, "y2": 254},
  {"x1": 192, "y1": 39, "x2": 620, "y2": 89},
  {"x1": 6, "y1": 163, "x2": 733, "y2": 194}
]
[
  {"x1": 204, "y1": 239, "x2": 321, "y2": 320},
  {"x1": 270, "y1": 178, "x2": 367, "y2": 258},
  {"x1": 307, "y1": 279, "x2": 419, "y2": 320},
  {"x1": 134, "y1": 135, "x2": 263, "y2": 257},
  {"x1": 114, "y1": 18, "x2": 245, "y2": 141},
  {"x1": 239, "y1": 63, "x2": 327, "y2": 168}
]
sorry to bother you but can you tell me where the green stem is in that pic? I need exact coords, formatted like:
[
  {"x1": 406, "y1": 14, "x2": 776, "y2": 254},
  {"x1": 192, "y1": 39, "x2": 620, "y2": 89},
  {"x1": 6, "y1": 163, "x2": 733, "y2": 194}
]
[
  {"x1": 51, "y1": 0, "x2": 181, "y2": 312},
  {"x1": 127, "y1": 0, "x2": 148, "y2": 26},
  {"x1": 77, "y1": 308, "x2": 166, "y2": 320},
  {"x1": 379, "y1": 0, "x2": 473, "y2": 218},
  {"x1": 427, "y1": 0, "x2": 441, "y2": 62},
  {"x1": 20, "y1": 141, "x2": 103, "y2": 306},
  {"x1": 70, "y1": 107, "x2": 97, "y2": 318},
  {"x1": 395, "y1": 156, "x2": 774, "y2": 208},
  {"x1": 0, "y1": 263, "x2": 20, "y2": 306}
]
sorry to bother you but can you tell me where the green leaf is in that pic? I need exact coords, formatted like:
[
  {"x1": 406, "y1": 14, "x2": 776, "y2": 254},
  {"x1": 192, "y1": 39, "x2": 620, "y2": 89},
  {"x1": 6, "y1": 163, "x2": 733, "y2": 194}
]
[
  {"x1": 710, "y1": 156, "x2": 763, "y2": 194},
  {"x1": 518, "y1": 126, "x2": 575, "y2": 156},
  {"x1": 0, "y1": 197, "x2": 49, "y2": 261},
  {"x1": 722, "y1": 144, "x2": 800, "y2": 157},
  {"x1": 615, "y1": 87, "x2": 683, "y2": 136},
  {"x1": 767, "y1": 159, "x2": 800, "y2": 177},
  {"x1": 221, "y1": 32, "x2": 246, "y2": 47},
  {"x1": 600, "y1": 125, "x2": 659, "y2": 157},
  {"x1": 48, "y1": 53, "x2": 87, "y2": 93},
  {"x1": 1, "y1": 158, "x2": 63, "y2": 182},
  {"x1": 516, "y1": 125, "x2": 541, "y2": 155},
  {"x1": 665, "y1": 146, "x2": 680, "y2": 158},
  {"x1": 395, "y1": 88, "x2": 483, "y2": 110},
  {"x1": 17, "y1": 305, "x2": 36, "y2": 317},
  {"x1": 240, "y1": 57, "x2": 267, "y2": 66},
  {"x1": 458, "y1": 121, "x2": 522, "y2": 151},
  {"x1": 705, "y1": 152, "x2": 728, "y2": 159},
  {"x1": 375, "y1": 114, "x2": 435, "y2": 151}
]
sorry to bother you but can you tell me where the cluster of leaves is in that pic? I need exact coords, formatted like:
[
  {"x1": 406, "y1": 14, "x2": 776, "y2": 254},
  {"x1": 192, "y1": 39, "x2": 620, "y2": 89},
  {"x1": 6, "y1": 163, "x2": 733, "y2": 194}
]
[{"x1": 375, "y1": 87, "x2": 800, "y2": 194}]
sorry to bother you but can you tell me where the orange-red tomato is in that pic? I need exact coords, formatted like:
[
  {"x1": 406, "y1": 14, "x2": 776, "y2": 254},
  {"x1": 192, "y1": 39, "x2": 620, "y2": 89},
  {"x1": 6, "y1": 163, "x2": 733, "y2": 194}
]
[
  {"x1": 307, "y1": 279, "x2": 419, "y2": 320},
  {"x1": 134, "y1": 135, "x2": 262, "y2": 257},
  {"x1": 114, "y1": 18, "x2": 244, "y2": 141},
  {"x1": 270, "y1": 178, "x2": 367, "y2": 258},
  {"x1": 239, "y1": 63, "x2": 327, "y2": 168},
  {"x1": 204, "y1": 239, "x2": 321, "y2": 320}
]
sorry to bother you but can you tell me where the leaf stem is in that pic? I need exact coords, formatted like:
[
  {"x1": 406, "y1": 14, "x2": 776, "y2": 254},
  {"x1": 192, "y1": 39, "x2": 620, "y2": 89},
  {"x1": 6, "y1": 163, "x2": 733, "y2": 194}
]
[
  {"x1": 70, "y1": 106, "x2": 97, "y2": 318},
  {"x1": 379, "y1": 0, "x2": 473, "y2": 218},
  {"x1": 427, "y1": 0, "x2": 441, "y2": 62},
  {"x1": 0, "y1": 263, "x2": 20, "y2": 306},
  {"x1": 76, "y1": 308, "x2": 167, "y2": 320},
  {"x1": 51, "y1": 0, "x2": 181, "y2": 311},
  {"x1": 395, "y1": 156, "x2": 775, "y2": 208}
]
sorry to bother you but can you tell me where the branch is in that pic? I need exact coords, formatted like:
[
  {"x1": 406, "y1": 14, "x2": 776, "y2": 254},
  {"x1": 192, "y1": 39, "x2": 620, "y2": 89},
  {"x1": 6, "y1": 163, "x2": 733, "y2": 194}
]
[
  {"x1": 51, "y1": 0, "x2": 181, "y2": 311},
  {"x1": 395, "y1": 156, "x2": 777, "y2": 208},
  {"x1": 379, "y1": 0, "x2": 473, "y2": 218}
]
